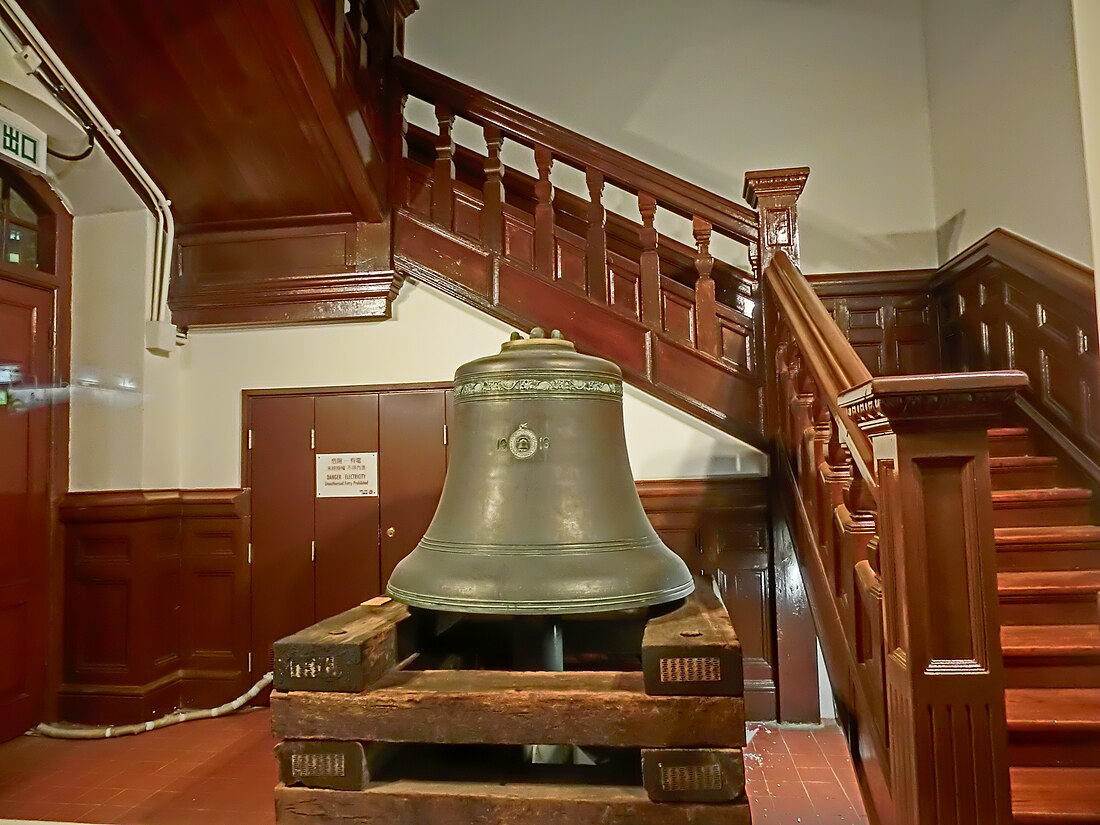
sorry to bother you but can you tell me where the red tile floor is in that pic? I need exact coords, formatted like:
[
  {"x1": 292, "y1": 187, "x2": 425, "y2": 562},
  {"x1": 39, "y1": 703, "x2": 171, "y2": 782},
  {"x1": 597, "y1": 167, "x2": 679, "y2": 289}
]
[{"x1": 0, "y1": 711, "x2": 866, "y2": 824}]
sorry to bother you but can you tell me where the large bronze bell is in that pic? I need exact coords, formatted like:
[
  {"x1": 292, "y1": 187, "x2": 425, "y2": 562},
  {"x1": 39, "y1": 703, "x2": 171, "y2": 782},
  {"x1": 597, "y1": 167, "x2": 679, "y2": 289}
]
[{"x1": 387, "y1": 328, "x2": 694, "y2": 615}]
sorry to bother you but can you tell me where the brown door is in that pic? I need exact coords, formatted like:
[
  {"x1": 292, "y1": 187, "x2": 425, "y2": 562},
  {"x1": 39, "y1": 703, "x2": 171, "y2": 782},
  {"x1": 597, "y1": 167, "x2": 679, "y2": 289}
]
[
  {"x1": 246, "y1": 385, "x2": 451, "y2": 680},
  {"x1": 249, "y1": 395, "x2": 315, "y2": 677},
  {"x1": 314, "y1": 393, "x2": 381, "y2": 619},
  {"x1": 0, "y1": 278, "x2": 51, "y2": 740},
  {"x1": 379, "y1": 390, "x2": 449, "y2": 584}
]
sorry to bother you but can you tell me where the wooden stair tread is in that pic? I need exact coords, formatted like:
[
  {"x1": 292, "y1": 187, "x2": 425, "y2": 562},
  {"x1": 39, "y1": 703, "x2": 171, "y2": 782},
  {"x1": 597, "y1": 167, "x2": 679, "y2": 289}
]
[
  {"x1": 1006, "y1": 688, "x2": 1100, "y2": 730},
  {"x1": 992, "y1": 488, "x2": 1093, "y2": 505},
  {"x1": 990, "y1": 427, "x2": 1032, "y2": 437},
  {"x1": 1001, "y1": 625, "x2": 1100, "y2": 656},
  {"x1": 999, "y1": 571, "x2": 1100, "y2": 596},
  {"x1": 1011, "y1": 767, "x2": 1100, "y2": 822},
  {"x1": 991, "y1": 456, "x2": 1059, "y2": 469},
  {"x1": 997, "y1": 526, "x2": 1100, "y2": 547}
]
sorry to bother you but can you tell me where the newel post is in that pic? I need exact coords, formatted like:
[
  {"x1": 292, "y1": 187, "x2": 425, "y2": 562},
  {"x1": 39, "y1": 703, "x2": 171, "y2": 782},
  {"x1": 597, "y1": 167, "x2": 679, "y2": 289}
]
[
  {"x1": 743, "y1": 167, "x2": 810, "y2": 272},
  {"x1": 839, "y1": 372, "x2": 1027, "y2": 825}
]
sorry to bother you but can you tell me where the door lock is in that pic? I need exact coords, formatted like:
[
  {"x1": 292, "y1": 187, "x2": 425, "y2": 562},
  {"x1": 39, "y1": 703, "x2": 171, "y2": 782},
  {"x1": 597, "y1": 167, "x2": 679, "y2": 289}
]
[{"x1": 386, "y1": 527, "x2": 395, "y2": 538}]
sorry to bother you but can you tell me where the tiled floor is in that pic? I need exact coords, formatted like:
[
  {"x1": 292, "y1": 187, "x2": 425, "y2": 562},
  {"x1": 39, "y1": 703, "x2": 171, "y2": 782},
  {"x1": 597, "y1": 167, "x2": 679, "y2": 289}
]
[{"x1": 0, "y1": 711, "x2": 866, "y2": 824}]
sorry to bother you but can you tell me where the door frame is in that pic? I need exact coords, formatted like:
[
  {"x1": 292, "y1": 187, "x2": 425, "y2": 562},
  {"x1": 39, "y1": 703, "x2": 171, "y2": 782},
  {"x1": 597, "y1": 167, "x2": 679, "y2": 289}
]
[{"x1": 0, "y1": 166, "x2": 72, "y2": 724}]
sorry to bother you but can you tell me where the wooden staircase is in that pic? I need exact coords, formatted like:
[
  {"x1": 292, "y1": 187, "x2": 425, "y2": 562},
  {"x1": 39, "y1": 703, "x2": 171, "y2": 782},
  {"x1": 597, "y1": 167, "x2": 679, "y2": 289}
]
[
  {"x1": 384, "y1": 46, "x2": 1100, "y2": 825},
  {"x1": 985, "y1": 427, "x2": 1100, "y2": 822}
]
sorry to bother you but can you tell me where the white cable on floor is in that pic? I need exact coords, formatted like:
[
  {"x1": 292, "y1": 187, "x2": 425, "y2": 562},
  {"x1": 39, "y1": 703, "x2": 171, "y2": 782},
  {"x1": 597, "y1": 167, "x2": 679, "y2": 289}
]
[{"x1": 31, "y1": 672, "x2": 274, "y2": 740}]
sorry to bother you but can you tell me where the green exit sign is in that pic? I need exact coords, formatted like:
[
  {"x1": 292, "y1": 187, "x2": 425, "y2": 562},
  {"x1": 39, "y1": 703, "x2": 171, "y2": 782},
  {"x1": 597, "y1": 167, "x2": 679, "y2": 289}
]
[{"x1": 0, "y1": 108, "x2": 46, "y2": 175}]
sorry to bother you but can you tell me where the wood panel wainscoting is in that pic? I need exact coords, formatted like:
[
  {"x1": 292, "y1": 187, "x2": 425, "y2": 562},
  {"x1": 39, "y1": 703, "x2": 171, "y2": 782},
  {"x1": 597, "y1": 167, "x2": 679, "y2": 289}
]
[
  {"x1": 807, "y1": 268, "x2": 941, "y2": 377},
  {"x1": 934, "y1": 228, "x2": 1100, "y2": 490},
  {"x1": 637, "y1": 476, "x2": 818, "y2": 723},
  {"x1": 58, "y1": 490, "x2": 249, "y2": 725}
]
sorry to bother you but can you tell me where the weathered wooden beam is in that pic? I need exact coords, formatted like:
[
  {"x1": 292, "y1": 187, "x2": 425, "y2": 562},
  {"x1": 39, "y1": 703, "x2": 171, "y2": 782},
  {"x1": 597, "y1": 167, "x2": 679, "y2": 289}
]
[
  {"x1": 271, "y1": 670, "x2": 745, "y2": 748},
  {"x1": 640, "y1": 748, "x2": 745, "y2": 803},
  {"x1": 272, "y1": 597, "x2": 413, "y2": 693},
  {"x1": 642, "y1": 584, "x2": 743, "y2": 696},
  {"x1": 276, "y1": 781, "x2": 751, "y2": 825},
  {"x1": 276, "y1": 740, "x2": 402, "y2": 791}
]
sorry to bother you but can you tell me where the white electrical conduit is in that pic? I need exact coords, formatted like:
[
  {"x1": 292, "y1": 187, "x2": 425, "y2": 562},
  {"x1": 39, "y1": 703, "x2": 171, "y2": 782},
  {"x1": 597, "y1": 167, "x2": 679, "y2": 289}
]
[
  {"x1": 33, "y1": 672, "x2": 273, "y2": 740},
  {"x1": 0, "y1": 1, "x2": 176, "y2": 324}
]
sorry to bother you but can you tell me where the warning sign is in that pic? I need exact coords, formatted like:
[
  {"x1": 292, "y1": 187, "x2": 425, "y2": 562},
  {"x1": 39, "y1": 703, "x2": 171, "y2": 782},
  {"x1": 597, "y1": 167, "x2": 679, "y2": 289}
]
[{"x1": 316, "y1": 452, "x2": 379, "y2": 498}]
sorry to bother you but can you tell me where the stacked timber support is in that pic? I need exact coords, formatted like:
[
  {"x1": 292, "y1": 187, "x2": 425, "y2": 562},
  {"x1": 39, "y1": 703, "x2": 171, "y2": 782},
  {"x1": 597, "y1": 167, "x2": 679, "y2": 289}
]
[{"x1": 270, "y1": 584, "x2": 752, "y2": 824}]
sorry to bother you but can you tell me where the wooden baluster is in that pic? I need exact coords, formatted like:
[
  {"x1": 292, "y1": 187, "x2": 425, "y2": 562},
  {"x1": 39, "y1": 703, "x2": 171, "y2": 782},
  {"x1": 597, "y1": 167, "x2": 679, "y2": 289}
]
[
  {"x1": 431, "y1": 104, "x2": 454, "y2": 230},
  {"x1": 638, "y1": 193, "x2": 661, "y2": 328},
  {"x1": 692, "y1": 217, "x2": 719, "y2": 358},
  {"x1": 808, "y1": 398, "x2": 832, "y2": 544},
  {"x1": 533, "y1": 146, "x2": 555, "y2": 277},
  {"x1": 481, "y1": 125, "x2": 504, "y2": 253},
  {"x1": 391, "y1": 94, "x2": 409, "y2": 209},
  {"x1": 585, "y1": 168, "x2": 608, "y2": 303},
  {"x1": 817, "y1": 424, "x2": 852, "y2": 595}
]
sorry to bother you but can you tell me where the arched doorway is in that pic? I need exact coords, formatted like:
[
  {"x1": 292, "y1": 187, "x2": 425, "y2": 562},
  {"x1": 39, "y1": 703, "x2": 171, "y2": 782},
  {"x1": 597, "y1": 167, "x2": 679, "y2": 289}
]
[{"x1": 0, "y1": 163, "x2": 71, "y2": 741}]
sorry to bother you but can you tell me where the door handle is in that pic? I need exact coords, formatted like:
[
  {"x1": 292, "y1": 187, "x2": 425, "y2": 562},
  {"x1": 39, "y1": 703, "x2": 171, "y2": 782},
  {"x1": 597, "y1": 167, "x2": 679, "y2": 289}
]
[{"x1": 386, "y1": 527, "x2": 395, "y2": 538}]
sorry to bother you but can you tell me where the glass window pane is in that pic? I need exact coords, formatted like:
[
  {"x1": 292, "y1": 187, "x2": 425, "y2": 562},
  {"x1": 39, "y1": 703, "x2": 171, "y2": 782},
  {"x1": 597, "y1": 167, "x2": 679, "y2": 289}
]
[
  {"x1": 5, "y1": 223, "x2": 37, "y2": 267},
  {"x1": 7, "y1": 188, "x2": 37, "y2": 224}
]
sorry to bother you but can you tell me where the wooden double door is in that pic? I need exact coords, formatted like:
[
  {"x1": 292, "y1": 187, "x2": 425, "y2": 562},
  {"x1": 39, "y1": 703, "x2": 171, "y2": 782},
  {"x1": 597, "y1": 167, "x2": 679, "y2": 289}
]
[{"x1": 245, "y1": 385, "x2": 452, "y2": 678}]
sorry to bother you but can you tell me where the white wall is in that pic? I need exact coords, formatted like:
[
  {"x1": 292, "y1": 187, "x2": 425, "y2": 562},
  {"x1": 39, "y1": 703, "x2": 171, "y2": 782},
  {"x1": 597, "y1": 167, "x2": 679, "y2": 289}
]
[
  {"x1": 922, "y1": 0, "x2": 1092, "y2": 264},
  {"x1": 179, "y1": 280, "x2": 766, "y2": 489},
  {"x1": 69, "y1": 209, "x2": 184, "y2": 491},
  {"x1": 1070, "y1": 0, "x2": 1100, "y2": 337},
  {"x1": 406, "y1": 0, "x2": 939, "y2": 273}
]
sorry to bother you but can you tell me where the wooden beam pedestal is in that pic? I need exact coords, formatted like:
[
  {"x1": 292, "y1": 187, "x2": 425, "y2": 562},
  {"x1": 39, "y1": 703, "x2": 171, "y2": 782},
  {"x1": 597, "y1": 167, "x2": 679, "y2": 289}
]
[{"x1": 271, "y1": 587, "x2": 752, "y2": 822}]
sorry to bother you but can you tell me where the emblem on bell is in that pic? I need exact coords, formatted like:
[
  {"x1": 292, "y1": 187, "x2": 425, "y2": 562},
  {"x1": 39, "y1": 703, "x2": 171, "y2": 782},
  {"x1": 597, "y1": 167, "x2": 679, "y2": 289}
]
[{"x1": 386, "y1": 327, "x2": 694, "y2": 615}]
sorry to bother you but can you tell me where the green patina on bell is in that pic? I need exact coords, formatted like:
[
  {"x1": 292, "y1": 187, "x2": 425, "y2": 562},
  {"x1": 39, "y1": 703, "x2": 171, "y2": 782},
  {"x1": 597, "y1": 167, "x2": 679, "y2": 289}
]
[{"x1": 386, "y1": 328, "x2": 694, "y2": 615}]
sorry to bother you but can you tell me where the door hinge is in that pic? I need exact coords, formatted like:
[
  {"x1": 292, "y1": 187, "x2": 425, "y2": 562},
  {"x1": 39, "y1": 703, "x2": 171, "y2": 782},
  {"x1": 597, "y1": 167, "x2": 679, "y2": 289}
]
[
  {"x1": 311, "y1": 429, "x2": 315, "y2": 449},
  {"x1": 443, "y1": 424, "x2": 448, "y2": 445},
  {"x1": 247, "y1": 429, "x2": 252, "y2": 449},
  {"x1": 247, "y1": 543, "x2": 252, "y2": 564},
  {"x1": 248, "y1": 652, "x2": 252, "y2": 674},
  {"x1": 311, "y1": 540, "x2": 316, "y2": 562}
]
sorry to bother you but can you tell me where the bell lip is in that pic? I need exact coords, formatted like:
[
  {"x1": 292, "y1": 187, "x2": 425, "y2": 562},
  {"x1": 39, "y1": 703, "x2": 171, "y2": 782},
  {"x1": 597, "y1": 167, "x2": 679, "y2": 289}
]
[{"x1": 385, "y1": 579, "x2": 696, "y2": 615}]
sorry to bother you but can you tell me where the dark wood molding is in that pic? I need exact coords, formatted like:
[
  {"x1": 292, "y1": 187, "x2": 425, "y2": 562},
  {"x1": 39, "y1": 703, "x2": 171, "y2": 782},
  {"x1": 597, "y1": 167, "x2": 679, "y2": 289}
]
[
  {"x1": 170, "y1": 219, "x2": 400, "y2": 328},
  {"x1": 58, "y1": 489, "x2": 250, "y2": 724}
]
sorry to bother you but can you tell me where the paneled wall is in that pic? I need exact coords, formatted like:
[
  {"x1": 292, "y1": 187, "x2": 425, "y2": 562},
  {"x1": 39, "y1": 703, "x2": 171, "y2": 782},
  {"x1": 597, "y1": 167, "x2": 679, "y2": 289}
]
[
  {"x1": 58, "y1": 476, "x2": 808, "y2": 723},
  {"x1": 638, "y1": 476, "x2": 816, "y2": 722},
  {"x1": 808, "y1": 269, "x2": 941, "y2": 376},
  {"x1": 59, "y1": 490, "x2": 249, "y2": 724}
]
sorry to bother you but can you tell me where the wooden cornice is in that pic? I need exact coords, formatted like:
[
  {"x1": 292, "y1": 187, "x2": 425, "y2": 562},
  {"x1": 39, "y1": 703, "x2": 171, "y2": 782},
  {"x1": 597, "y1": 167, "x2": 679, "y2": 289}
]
[{"x1": 931, "y1": 227, "x2": 1094, "y2": 304}]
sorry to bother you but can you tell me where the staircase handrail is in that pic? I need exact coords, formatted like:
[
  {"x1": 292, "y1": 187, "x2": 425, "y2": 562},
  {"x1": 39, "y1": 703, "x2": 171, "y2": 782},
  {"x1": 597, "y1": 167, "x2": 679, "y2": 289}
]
[
  {"x1": 764, "y1": 250, "x2": 877, "y2": 484},
  {"x1": 395, "y1": 56, "x2": 761, "y2": 251}
]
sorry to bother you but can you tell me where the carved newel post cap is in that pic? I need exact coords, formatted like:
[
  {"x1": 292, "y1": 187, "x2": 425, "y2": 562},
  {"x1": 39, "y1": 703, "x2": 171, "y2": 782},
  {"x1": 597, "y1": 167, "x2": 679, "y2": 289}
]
[
  {"x1": 838, "y1": 372, "x2": 1029, "y2": 433},
  {"x1": 742, "y1": 167, "x2": 810, "y2": 208}
]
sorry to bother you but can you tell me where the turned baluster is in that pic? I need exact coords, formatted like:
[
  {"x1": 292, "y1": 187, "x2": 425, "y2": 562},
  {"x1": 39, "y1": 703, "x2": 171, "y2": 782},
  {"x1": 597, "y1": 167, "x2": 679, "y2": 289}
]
[
  {"x1": 818, "y1": 425, "x2": 852, "y2": 556},
  {"x1": 692, "y1": 217, "x2": 719, "y2": 358},
  {"x1": 431, "y1": 103, "x2": 454, "y2": 230},
  {"x1": 807, "y1": 398, "x2": 832, "y2": 543},
  {"x1": 638, "y1": 193, "x2": 661, "y2": 328},
  {"x1": 585, "y1": 168, "x2": 608, "y2": 303},
  {"x1": 392, "y1": 94, "x2": 409, "y2": 208},
  {"x1": 533, "y1": 145, "x2": 555, "y2": 277},
  {"x1": 481, "y1": 125, "x2": 504, "y2": 253}
]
